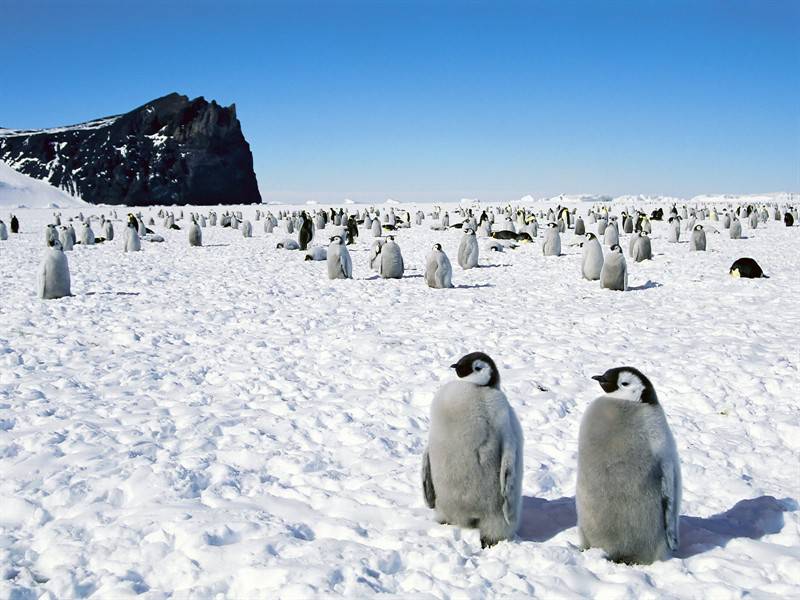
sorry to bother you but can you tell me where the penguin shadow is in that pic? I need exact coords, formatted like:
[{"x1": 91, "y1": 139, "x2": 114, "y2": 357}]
[
  {"x1": 477, "y1": 264, "x2": 512, "y2": 269},
  {"x1": 675, "y1": 495, "x2": 796, "y2": 559},
  {"x1": 517, "y1": 496, "x2": 577, "y2": 542},
  {"x1": 627, "y1": 280, "x2": 663, "y2": 291},
  {"x1": 202, "y1": 243, "x2": 231, "y2": 248},
  {"x1": 454, "y1": 284, "x2": 494, "y2": 290},
  {"x1": 85, "y1": 291, "x2": 140, "y2": 296}
]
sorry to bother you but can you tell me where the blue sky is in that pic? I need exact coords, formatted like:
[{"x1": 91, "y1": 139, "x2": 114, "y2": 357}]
[{"x1": 1, "y1": 0, "x2": 798, "y2": 202}]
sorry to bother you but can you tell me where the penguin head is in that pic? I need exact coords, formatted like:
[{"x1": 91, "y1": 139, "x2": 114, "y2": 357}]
[
  {"x1": 432, "y1": 243, "x2": 442, "y2": 251},
  {"x1": 585, "y1": 232, "x2": 597, "y2": 241},
  {"x1": 330, "y1": 235, "x2": 342, "y2": 244},
  {"x1": 591, "y1": 367, "x2": 658, "y2": 404},
  {"x1": 464, "y1": 227, "x2": 475, "y2": 235},
  {"x1": 49, "y1": 239, "x2": 63, "y2": 250},
  {"x1": 547, "y1": 222, "x2": 557, "y2": 228},
  {"x1": 694, "y1": 224, "x2": 704, "y2": 231},
  {"x1": 610, "y1": 244, "x2": 622, "y2": 253},
  {"x1": 450, "y1": 352, "x2": 500, "y2": 388}
]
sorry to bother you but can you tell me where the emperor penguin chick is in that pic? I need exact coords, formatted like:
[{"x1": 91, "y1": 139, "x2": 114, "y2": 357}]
[
  {"x1": 425, "y1": 243, "x2": 454, "y2": 288},
  {"x1": 326, "y1": 235, "x2": 352, "y2": 279},
  {"x1": 601, "y1": 245, "x2": 627, "y2": 291},
  {"x1": 422, "y1": 352, "x2": 524, "y2": 548},
  {"x1": 38, "y1": 239, "x2": 71, "y2": 299},
  {"x1": 577, "y1": 367, "x2": 681, "y2": 564}
]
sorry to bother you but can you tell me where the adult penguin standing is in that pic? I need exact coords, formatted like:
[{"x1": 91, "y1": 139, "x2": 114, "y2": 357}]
[
  {"x1": 10, "y1": 214, "x2": 19, "y2": 234},
  {"x1": 299, "y1": 212, "x2": 313, "y2": 250}
]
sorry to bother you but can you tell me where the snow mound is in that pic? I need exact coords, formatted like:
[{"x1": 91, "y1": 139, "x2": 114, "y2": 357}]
[{"x1": 0, "y1": 160, "x2": 87, "y2": 208}]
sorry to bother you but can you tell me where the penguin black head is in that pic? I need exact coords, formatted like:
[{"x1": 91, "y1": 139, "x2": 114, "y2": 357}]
[
  {"x1": 330, "y1": 235, "x2": 342, "y2": 244},
  {"x1": 450, "y1": 352, "x2": 500, "y2": 388},
  {"x1": 547, "y1": 222, "x2": 557, "y2": 228},
  {"x1": 585, "y1": 232, "x2": 597, "y2": 241},
  {"x1": 464, "y1": 227, "x2": 475, "y2": 235},
  {"x1": 591, "y1": 367, "x2": 658, "y2": 404},
  {"x1": 610, "y1": 244, "x2": 622, "y2": 253},
  {"x1": 695, "y1": 225, "x2": 704, "y2": 231},
  {"x1": 433, "y1": 243, "x2": 442, "y2": 251}
]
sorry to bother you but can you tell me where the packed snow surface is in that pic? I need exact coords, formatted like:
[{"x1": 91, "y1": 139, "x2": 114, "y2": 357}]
[
  {"x1": 0, "y1": 161, "x2": 87, "y2": 209},
  {"x1": 1, "y1": 202, "x2": 798, "y2": 598}
]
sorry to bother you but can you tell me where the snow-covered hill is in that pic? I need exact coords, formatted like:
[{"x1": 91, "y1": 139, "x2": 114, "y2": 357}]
[{"x1": 0, "y1": 160, "x2": 87, "y2": 208}]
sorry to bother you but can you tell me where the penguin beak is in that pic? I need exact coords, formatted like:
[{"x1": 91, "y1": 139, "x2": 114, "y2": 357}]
[
  {"x1": 591, "y1": 375, "x2": 606, "y2": 383},
  {"x1": 449, "y1": 364, "x2": 458, "y2": 369}
]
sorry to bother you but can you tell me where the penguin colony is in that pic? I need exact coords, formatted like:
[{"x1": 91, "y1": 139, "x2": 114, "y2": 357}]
[
  {"x1": 5, "y1": 198, "x2": 789, "y2": 299},
  {"x1": 1, "y1": 198, "x2": 795, "y2": 569}
]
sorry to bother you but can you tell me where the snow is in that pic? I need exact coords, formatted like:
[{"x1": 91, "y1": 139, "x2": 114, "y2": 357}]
[
  {"x1": 0, "y1": 160, "x2": 87, "y2": 208},
  {"x1": 0, "y1": 116, "x2": 121, "y2": 138},
  {"x1": 0, "y1": 201, "x2": 798, "y2": 598}
]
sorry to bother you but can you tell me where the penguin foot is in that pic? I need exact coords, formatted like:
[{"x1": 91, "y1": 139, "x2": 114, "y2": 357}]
[{"x1": 480, "y1": 536, "x2": 498, "y2": 549}]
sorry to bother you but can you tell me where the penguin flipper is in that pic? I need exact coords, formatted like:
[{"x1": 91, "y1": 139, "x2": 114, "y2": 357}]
[
  {"x1": 500, "y1": 426, "x2": 522, "y2": 526},
  {"x1": 661, "y1": 460, "x2": 680, "y2": 551},
  {"x1": 422, "y1": 448, "x2": 436, "y2": 509}
]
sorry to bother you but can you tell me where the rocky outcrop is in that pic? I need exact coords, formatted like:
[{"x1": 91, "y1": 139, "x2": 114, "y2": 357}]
[{"x1": 0, "y1": 93, "x2": 262, "y2": 205}]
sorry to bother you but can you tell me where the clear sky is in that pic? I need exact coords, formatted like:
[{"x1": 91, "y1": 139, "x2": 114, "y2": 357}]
[{"x1": 1, "y1": 0, "x2": 798, "y2": 202}]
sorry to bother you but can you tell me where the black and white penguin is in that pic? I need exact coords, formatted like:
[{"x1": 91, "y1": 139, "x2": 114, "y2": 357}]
[
  {"x1": 422, "y1": 352, "x2": 524, "y2": 548},
  {"x1": 729, "y1": 257, "x2": 765, "y2": 278},
  {"x1": 577, "y1": 367, "x2": 681, "y2": 564},
  {"x1": 299, "y1": 212, "x2": 313, "y2": 250},
  {"x1": 10, "y1": 215, "x2": 19, "y2": 234}
]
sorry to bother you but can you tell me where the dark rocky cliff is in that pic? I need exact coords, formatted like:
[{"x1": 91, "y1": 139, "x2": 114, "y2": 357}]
[{"x1": 0, "y1": 93, "x2": 262, "y2": 205}]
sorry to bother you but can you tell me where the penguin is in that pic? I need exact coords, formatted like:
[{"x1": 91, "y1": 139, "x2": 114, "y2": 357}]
[
  {"x1": 304, "y1": 246, "x2": 327, "y2": 261},
  {"x1": 784, "y1": 212, "x2": 794, "y2": 227},
  {"x1": 80, "y1": 223, "x2": 95, "y2": 245},
  {"x1": 729, "y1": 257, "x2": 765, "y2": 278},
  {"x1": 58, "y1": 226, "x2": 73, "y2": 251},
  {"x1": 326, "y1": 235, "x2": 352, "y2": 279},
  {"x1": 425, "y1": 243, "x2": 454, "y2": 289},
  {"x1": 631, "y1": 232, "x2": 652, "y2": 262},
  {"x1": 458, "y1": 228, "x2": 480, "y2": 269},
  {"x1": 689, "y1": 225, "x2": 706, "y2": 251},
  {"x1": 241, "y1": 220, "x2": 253, "y2": 238},
  {"x1": 188, "y1": 218, "x2": 203, "y2": 247},
  {"x1": 38, "y1": 239, "x2": 71, "y2": 299},
  {"x1": 103, "y1": 219, "x2": 114, "y2": 241},
  {"x1": 577, "y1": 367, "x2": 681, "y2": 564},
  {"x1": 574, "y1": 216, "x2": 585, "y2": 236},
  {"x1": 346, "y1": 215, "x2": 359, "y2": 245},
  {"x1": 44, "y1": 224, "x2": 58, "y2": 246},
  {"x1": 276, "y1": 239, "x2": 300, "y2": 250},
  {"x1": 299, "y1": 212, "x2": 313, "y2": 250},
  {"x1": 379, "y1": 237, "x2": 405, "y2": 279},
  {"x1": 0, "y1": 220, "x2": 7, "y2": 240},
  {"x1": 422, "y1": 352, "x2": 524, "y2": 548},
  {"x1": 603, "y1": 222, "x2": 619, "y2": 247},
  {"x1": 596, "y1": 219, "x2": 607, "y2": 236},
  {"x1": 601, "y1": 245, "x2": 627, "y2": 291},
  {"x1": 542, "y1": 222, "x2": 561, "y2": 256},
  {"x1": 369, "y1": 239, "x2": 385, "y2": 272},
  {"x1": 10, "y1": 215, "x2": 19, "y2": 234},
  {"x1": 371, "y1": 218, "x2": 382, "y2": 237},
  {"x1": 581, "y1": 233, "x2": 604, "y2": 281},
  {"x1": 623, "y1": 213, "x2": 634, "y2": 234},
  {"x1": 667, "y1": 217, "x2": 681, "y2": 243},
  {"x1": 729, "y1": 218, "x2": 742, "y2": 239},
  {"x1": 124, "y1": 223, "x2": 142, "y2": 252}
]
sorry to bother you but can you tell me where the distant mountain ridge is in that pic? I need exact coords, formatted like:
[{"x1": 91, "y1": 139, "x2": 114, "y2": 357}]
[{"x1": 0, "y1": 93, "x2": 262, "y2": 206}]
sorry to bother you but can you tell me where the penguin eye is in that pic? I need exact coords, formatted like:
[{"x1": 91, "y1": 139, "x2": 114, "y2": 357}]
[
  {"x1": 621, "y1": 382, "x2": 630, "y2": 387},
  {"x1": 474, "y1": 365, "x2": 483, "y2": 371}
]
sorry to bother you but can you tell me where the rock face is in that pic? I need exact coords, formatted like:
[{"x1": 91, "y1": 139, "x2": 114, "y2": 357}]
[{"x1": 0, "y1": 93, "x2": 261, "y2": 205}]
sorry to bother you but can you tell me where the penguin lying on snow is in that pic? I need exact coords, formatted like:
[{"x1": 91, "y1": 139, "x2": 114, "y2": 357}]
[
  {"x1": 577, "y1": 367, "x2": 681, "y2": 564},
  {"x1": 730, "y1": 257, "x2": 766, "y2": 278},
  {"x1": 423, "y1": 352, "x2": 524, "y2": 548}
]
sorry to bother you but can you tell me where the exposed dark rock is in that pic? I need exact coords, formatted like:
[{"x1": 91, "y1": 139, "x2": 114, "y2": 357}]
[{"x1": 0, "y1": 93, "x2": 261, "y2": 206}]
